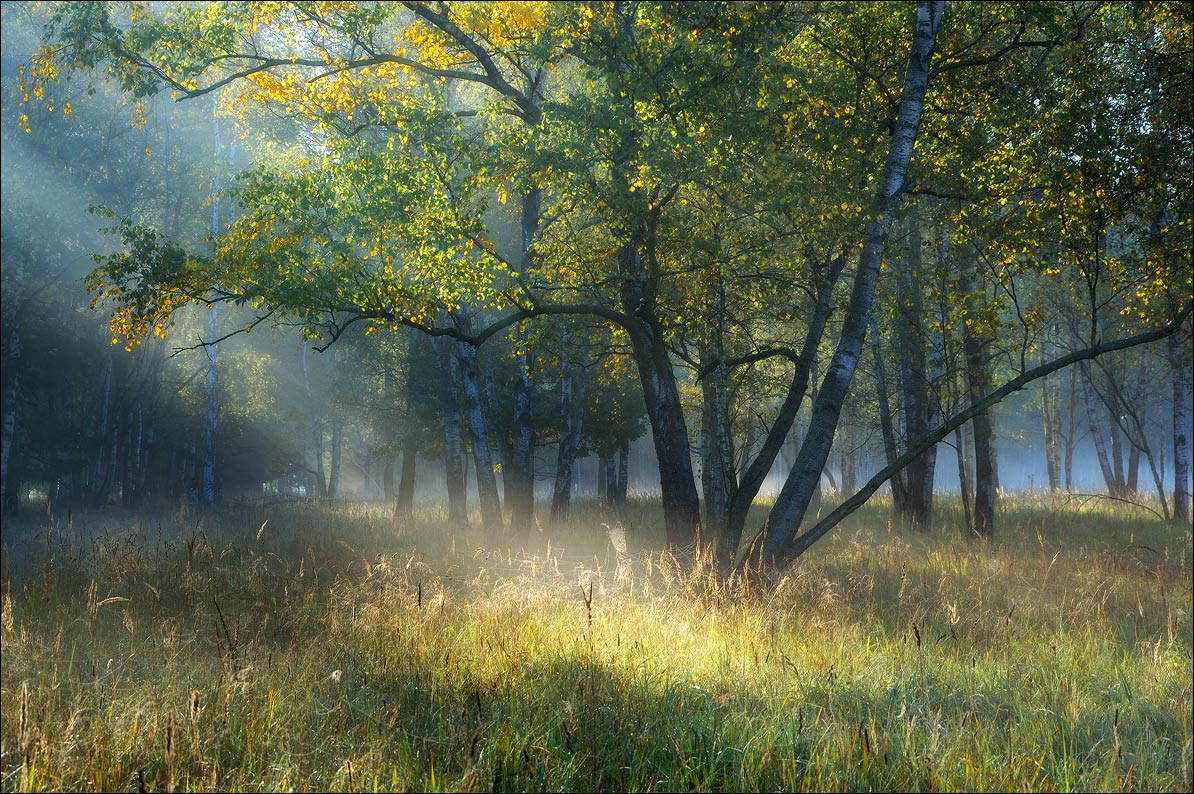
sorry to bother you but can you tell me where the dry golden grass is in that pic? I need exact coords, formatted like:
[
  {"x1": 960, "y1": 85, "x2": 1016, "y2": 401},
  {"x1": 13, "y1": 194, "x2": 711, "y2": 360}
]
[{"x1": 1, "y1": 495, "x2": 1190, "y2": 791}]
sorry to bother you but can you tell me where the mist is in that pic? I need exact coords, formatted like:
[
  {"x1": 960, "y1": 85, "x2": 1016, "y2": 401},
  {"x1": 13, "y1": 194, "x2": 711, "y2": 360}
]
[
  {"x1": 2, "y1": 2, "x2": 1191, "y2": 543},
  {"x1": 2, "y1": 5, "x2": 1192, "y2": 792}
]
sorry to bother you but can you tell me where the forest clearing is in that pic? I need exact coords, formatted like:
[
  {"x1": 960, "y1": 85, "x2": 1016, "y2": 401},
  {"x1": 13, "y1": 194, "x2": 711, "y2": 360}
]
[{"x1": 2, "y1": 1, "x2": 1191, "y2": 791}]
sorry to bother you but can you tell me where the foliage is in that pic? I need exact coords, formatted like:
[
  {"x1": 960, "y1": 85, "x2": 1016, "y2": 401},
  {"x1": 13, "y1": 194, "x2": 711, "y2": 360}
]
[{"x1": 7, "y1": 1, "x2": 1191, "y2": 551}]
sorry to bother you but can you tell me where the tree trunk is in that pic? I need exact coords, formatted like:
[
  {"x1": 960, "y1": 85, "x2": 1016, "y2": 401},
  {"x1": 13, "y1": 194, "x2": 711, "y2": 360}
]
[
  {"x1": 440, "y1": 338, "x2": 468, "y2": 526},
  {"x1": 841, "y1": 423, "x2": 857, "y2": 494},
  {"x1": 382, "y1": 367, "x2": 396, "y2": 503},
  {"x1": 894, "y1": 209, "x2": 937, "y2": 527},
  {"x1": 395, "y1": 335, "x2": 425, "y2": 520},
  {"x1": 968, "y1": 406, "x2": 997, "y2": 538},
  {"x1": 1042, "y1": 369, "x2": 1062, "y2": 493},
  {"x1": 1, "y1": 328, "x2": 19, "y2": 515},
  {"x1": 604, "y1": 455, "x2": 619, "y2": 506},
  {"x1": 327, "y1": 413, "x2": 343, "y2": 499},
  {"x1": 482, "y1": 371, "x2": 516, "y2": 511},
  {"x1": 954, "y1": 425, "x2": 973, "y2": 534},
  {"x1": 607, "y1": 28, "x2": 701, "y2": 550},
  {"x1": 131, "y1": 402, "x2": 145, "y2": 507},
  {"x1": 92, "y1": 356, "x2": 114, "y2": 504},
  {"x1": 455, "y1": 342, "x2": 503, "y2": 533},
  {"x1": 550, "y1": 347, "x2": 586, "y2": 523},
  {"x1": 201, "y1": 301, "x2": 219, "y2": 508},
  {"x1": 1127, "y1": 442, "x2": 1141, "y2": 496},
  {"x1": 383, "y1": 458, "x2": 396, "y2": 503},
  {"x1": 506, "y1": 186, "x2": 542, "y2": 536},
  {"x1": 1064, "y1": 366, "x2": 1077, "y2": 492},
  {"x1": 622, "y1": 310, "x2": 701, "y2": 548},
  {"x1": 1081, "y1": 366, "x2": 1120, "y2": 498},
  {"x1": 702, "y1": 358, "x2": 735, "y2": 562},
  {"x1": 202, "y1": 113, "x2": 222, "y2": 510},
  {"x1": 302, "y1": 343, "x2": 326, "y2": 498},
  {"x1": 1170, "y1": 330, "x2": 1191, "y2": 526},
  {"x1": 119, "y1": 407, "x2": 134, "y2": 507},
  {"x1": 1109, "y1": 414, "x2": 1128, "y2": 496},
  {"x1": 311, "y1": 424, "x2": 327, "y2": 498},
  {"x1": 759, "y1": 1, "x2": 944, "y2": 570},
  {"x1": 959, "y1": 242, "x2": 998, "y2": 538},
  {"x1": 617, "y1": 442, "x2": 629, "y2": 503},
  {"x1": 872, "y1": 315, "x2": 908, "y2": 512},
  {"x1": 396, "y1": 442, "x2": 417, "y2": 521},
  {"x1": 700, "y1": 278, "x2": 738, "y2": 569}
]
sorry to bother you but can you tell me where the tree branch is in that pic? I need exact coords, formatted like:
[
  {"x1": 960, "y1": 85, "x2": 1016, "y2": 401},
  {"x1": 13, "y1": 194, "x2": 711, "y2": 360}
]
[
  {"x1": 773, "y1": 301, "x2": 1192, "y2": 570},
  {"x1": 695, "y1": 346, "x2": 803, "y2": 381},
  {"x1": 168, "y1": 309, "x2": 277, "y2": 357}
]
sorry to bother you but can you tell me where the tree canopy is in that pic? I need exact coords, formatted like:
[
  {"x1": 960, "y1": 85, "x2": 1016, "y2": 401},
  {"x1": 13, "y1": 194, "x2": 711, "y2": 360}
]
[{"x1": 12, "y1": 0, "x2": 1192, "y2": 571}]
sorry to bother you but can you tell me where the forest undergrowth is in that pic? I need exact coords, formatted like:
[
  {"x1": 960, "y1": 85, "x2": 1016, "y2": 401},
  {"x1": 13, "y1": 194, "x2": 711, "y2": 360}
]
[{"x1": 1, "y1": 496, "x2": 1191, "y2": 792}]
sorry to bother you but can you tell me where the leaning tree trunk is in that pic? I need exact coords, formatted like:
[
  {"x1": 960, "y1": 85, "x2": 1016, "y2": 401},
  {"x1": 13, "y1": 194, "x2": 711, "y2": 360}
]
[
  {"x1": 719, "y1": 253, "x2": 844, "y2": 570},
  {"x1": 1170, "y1": 329, "x2": 1191, "y2": 526},
  {"x1": 758, "y1": 1, "x2": 944, "y2": 571},
  {"x1": 1081, "y1": 365, "x2": 1121, "y2": 498}
]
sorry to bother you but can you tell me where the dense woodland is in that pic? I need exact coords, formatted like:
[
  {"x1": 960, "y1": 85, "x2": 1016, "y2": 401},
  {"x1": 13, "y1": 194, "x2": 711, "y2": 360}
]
[{"x1": 1, "y1": 1, "x2": 1191, "y2": 575}]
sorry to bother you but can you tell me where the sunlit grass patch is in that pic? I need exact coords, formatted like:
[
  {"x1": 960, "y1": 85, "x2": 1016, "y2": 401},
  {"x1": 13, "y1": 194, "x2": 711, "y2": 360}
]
[{"x1": 1, "y1": 498, "x2": 1190, "y2": 791}]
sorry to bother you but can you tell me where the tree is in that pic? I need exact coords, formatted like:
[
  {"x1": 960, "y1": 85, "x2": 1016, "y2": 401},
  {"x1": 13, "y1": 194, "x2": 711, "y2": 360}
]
[{"x1": 23, "y1": 0, "x2": 1192, "y2": 577}]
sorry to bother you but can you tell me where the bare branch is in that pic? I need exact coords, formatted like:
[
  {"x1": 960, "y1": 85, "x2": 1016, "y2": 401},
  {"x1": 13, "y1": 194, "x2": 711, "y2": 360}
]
[{"x1": 169, "y1": 309, "x2": 277, "y2": 357}]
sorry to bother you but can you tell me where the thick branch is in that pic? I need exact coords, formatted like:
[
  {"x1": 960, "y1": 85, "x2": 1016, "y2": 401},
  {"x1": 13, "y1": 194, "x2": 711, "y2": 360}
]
[
  {"x1": 401, "y1": 1, "x2": 537, "y2": 120},
  {"x1": 774, "y1": 301, "x2": 1192, "y2": 569},
  {"x1": 696, "y1": 346, "x2": 803, "y2": 381}
]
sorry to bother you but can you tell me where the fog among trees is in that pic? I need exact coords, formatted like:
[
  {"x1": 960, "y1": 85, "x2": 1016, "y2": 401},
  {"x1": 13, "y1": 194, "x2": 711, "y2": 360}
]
[
  {"x1": 2, "y1": 1, "x2": 1190, "y2": 571},
  {"x1": 2, "y1": 4, "x2": 1193, "y2": 792}
]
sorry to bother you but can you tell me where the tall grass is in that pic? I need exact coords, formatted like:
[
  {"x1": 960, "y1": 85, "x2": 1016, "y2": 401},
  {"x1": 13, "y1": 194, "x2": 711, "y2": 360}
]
[{"x1": 1, "y1": 496, "x2": 1190, "y2": 791}]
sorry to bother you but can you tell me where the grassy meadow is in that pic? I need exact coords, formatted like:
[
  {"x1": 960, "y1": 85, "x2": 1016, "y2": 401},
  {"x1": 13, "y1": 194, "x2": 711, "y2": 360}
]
[{"x1": 1, "y1": 495, "x2": 1191, "y2": 792}]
